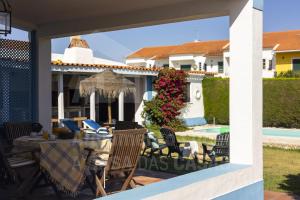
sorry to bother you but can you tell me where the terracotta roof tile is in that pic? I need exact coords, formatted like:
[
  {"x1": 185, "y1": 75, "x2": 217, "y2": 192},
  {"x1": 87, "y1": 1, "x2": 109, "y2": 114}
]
[
  {"x1": 170, "y1": 40, "x2": 229, "y2": 55},
  {"x1": 128, "y1": 30, "x2": 300, "y2": 58},
  {"x1": 51, "y1": 60, "x2": 215, "y2": 75},
  {"x1": 264, "y1": 30, "x2": 300, "y2": 51},
  {"x1": 127, "y1": 45, "x2": 177, "y2": 59}
]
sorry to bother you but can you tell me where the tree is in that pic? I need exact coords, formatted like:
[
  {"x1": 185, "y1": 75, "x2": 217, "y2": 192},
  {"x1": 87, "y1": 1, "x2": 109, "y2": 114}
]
[{"x1": 142, "y1": 68, "x2": 188, "y2": 129}]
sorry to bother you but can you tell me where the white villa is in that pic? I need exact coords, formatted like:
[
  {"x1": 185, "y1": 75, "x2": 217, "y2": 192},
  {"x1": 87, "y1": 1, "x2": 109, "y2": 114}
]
[
  {"x1": 51, "y1": 36, "x2": 208, "y2": 127},
  {"x1": 126, "y1": 31, "x2": 299, "y2": 78}
]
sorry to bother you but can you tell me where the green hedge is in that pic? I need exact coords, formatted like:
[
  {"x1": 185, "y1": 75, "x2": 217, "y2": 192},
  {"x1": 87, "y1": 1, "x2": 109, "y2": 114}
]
[{"x1": 202, "y1": 78, "x2": 300, "y2": 128}]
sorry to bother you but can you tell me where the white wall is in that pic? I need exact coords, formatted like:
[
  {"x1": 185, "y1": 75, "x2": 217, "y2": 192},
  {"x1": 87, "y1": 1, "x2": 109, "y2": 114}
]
[
  {"x1": 126, "y1": 58, "x2": 147, "y2": 67},
  {"x1": 204, "y1": 56, "x2": 223, "y2": 73},
  {"x1": 224, "y1": 49, "x2": 275, "y2": 78},
  {"x1": 153, "y1": 59, "x2": 169, "y2": 67},
  {"x1": 170, "y1": 60, "x2": 196, "y2": 70},
  {"x1": 63, "y1": 47, "x2": 94, "y2": 64},
  {"x1": 180, "y1": 80, "x2": 204, "y2": 120},
  {"x1": 134, "y1": 77, "x2": 146, "y2": 124}
]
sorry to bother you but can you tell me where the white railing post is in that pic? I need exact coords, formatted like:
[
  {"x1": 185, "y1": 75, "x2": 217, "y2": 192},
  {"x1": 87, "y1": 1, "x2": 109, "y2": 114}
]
[
  {"x1": 118, "y1": 91, "x2": 124, "y2": 121},
  {"x1": 58, "y1": 73, "x2": 64, "y2": 121},
  {"x1": 90, "y1": 89, "x2": 96, "y2": 121}
]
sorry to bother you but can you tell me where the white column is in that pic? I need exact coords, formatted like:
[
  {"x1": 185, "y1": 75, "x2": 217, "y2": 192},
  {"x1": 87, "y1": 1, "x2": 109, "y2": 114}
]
[
  {"x1": 57, "y1": 73, "x2": 64, "y2": 120},
  {"x1": 118, "y1": 91, "x2": 124, "y2": 121},
  {"x1": 134, "y1": 77, "x2": 145, "y2": 124},
  {"x1": 37, "y1": 37, "x2": 52, "y2": 131},
  {"x1": 90, "y1": 89, "x2": 96, "y2": 121},
  {"x1": 229, "y1": 0, "x2": 263, "y2": 178}
]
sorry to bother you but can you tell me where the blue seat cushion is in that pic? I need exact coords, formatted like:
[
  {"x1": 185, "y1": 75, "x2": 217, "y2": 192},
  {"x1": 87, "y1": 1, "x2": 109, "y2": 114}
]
[
  {"x1": 83, "y1": 119, "x2": 101, "y2": 130},
  {"x1": 61, "y1": 120, "x2": 80, "y2": 132}
]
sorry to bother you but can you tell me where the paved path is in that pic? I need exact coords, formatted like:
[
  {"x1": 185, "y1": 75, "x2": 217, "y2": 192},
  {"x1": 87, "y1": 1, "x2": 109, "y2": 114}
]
[{"x1": 265, "y1": 191, "x2": 300, "y2": 200}]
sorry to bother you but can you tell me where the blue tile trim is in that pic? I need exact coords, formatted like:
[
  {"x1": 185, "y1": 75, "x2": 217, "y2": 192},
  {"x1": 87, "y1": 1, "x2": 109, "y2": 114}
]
[
  {"x1": 253, "y1": 0, "x2": 263, "y2": 11},
  {"x1": 183, "y1": 117, "x2": 207, "y2": 126},
  {"x1": 214, "y1": 180, "x2": 264, "y2": 200},
  {"x1": 97, "y1": 164, "x2": 252, "y2": 200},
  {"x1": 146, "y1": 76, "x2": 153, "y2": 101}
]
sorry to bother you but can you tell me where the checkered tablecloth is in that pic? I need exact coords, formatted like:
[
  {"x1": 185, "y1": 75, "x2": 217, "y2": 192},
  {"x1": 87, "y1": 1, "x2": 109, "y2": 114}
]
[
  {"x1": 14, "y1": 137, "x2": 112, "y2": 194},
  {"x1": 40, "y1": 140, "x2": 86, "y2": 194}
]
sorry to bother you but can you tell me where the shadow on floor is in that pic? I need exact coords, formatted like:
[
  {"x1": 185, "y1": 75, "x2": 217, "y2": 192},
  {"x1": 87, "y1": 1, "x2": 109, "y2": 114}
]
[{"x1": 279, "y1": 173, "x2": 300, "y2": 199}]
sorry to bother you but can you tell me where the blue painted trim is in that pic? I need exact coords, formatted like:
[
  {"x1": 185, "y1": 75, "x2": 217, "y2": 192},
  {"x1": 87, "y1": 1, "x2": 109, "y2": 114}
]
[
  {"x1": 253, "y1": 0, "x2": 263, "y2": 11},
  {"x1": 215, "y1": 181, "x2": 264, "y2": 200},
  {"x1": 30, "y1": 31, "x2": 38, "y2": 122},
  {"x1": 146, "y1": 76, "x2": 153, "y2": 101},
  {"x1": 183, "y1": 117, "x2": 207, "y2": 126},
  {"x1": 98, "y1": 164, "x2": 251, "y2": 200}
]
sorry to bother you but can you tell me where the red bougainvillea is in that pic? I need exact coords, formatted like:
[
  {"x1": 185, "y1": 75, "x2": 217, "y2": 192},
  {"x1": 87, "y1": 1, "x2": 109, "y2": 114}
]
[{"x1": 142, "y1": 68, "x2": 187, "y2": 128}]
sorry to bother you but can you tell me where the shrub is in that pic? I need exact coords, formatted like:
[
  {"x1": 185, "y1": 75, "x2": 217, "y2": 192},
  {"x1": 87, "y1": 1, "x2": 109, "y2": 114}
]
[
  {"x1": 202, "y1": 77, "x2": 300, "y2": 128},
  {"x1": 202, "y1": 78, "x2": 229, "y2": 125},
  {"x1": 142, "y1": 68, "x2": 188, "y2": 130},
  {"x1": 276, "y1": 70, "x2": 300, "y2": 78}
]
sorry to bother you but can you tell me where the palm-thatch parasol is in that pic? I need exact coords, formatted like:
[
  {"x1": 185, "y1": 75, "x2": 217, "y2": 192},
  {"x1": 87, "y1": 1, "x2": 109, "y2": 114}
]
[{"x1": 79, "y1": 70, "x2": 135, "y2": 123}]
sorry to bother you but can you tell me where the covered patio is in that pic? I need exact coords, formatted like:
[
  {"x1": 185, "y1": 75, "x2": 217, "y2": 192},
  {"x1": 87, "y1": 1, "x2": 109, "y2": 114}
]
[{"x1": 2, "y1": 0, "x2": 263, "y2": 199}]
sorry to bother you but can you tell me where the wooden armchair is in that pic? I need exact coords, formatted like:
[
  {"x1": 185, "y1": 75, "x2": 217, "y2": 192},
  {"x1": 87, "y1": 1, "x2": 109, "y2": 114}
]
[
  {"x1": 93, "y1": 128, "x2": 146, "y2": 197},
  {"x1": 0, "y1": 142, "x2": 41, "y2": 197},
  {"x1": 114, "y1": 121, "x2": 140, "y2": 130},
  {"x1": 3, "y1": 122, "x2": 42, "y2": 146},
  {"x1": 202, "y1": 133, "x2": 230, "y2": 165}
]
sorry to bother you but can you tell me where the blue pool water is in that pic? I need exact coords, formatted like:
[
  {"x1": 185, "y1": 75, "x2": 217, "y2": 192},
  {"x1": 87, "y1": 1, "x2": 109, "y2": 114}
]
[{"x1": 200, "y1": 126, "x2": 300, "y2": 138}]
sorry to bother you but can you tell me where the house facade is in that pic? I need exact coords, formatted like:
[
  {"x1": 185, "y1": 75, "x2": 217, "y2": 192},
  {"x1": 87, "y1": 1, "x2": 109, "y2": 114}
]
[
  {"x1": 126, "y1": 30, "x2": 300, "y2": 78},
  {"x1": 51, "y1": 37, "x2": 208, "y2": 127}
]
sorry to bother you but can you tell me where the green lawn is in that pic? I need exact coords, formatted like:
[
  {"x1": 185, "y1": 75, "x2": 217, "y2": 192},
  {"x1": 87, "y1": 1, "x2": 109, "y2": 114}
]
[
  {"x1": 264, "y1": 147, "x2": 300, "y2": 195},
  {"x1": 143, "y1": 125, "x2": 300, "y2": 195}
]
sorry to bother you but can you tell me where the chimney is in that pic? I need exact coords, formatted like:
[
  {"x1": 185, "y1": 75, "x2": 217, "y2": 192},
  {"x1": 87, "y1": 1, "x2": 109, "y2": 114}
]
[{"x1": 70, "y1": 35, "x2": 81, "y2": 42}]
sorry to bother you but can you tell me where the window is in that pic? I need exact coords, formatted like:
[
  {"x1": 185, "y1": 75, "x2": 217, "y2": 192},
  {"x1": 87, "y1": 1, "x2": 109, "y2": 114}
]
[
  {"x1": 199, "y1": 62, "x2": 202, "y2": 71},
  {"x1": 262, "y1": 59, "x2": 266, "y2": 69},
  {"x1": 218, "y1": 61, "x2": 224, "y2": 73},
  {"x1": 293, "y1": 59, "x2": 300, "y2": 71},
  {"x1": 268, "y1": 60, "x2": 273, "y2": 70},
  {"x1": 180, "y1": 64, "x2": 191, "y2": 71},
  {"x1": 204, "y1": 63, "x2": 207, "y2": 71},
  {"x1": 183, "y1": 83, "x2": 191, "y2": 102},
  {"x1": 163, "y1": 64, "x2": 169, "y2": 68}
]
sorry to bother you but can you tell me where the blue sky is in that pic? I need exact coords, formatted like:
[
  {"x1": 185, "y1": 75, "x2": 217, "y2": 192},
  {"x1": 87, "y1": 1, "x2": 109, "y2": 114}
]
[{"x1": 5, "y1": 0, "x2": 300, "y2": 62}]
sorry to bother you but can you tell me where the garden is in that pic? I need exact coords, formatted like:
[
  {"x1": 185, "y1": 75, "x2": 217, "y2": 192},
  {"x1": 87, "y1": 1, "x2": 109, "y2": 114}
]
[{"x1": 141, "y1": 70, "x2": 300, "y2": 197}]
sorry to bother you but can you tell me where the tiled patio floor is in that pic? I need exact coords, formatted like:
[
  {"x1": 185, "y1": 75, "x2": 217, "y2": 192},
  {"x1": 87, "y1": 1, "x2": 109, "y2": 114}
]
[
  {"x1": 1, "y1": 169, "x2": 299, "y2": 200},
  {"x1": 0, "y1": 169, "x2": 176, "y2": 200}
]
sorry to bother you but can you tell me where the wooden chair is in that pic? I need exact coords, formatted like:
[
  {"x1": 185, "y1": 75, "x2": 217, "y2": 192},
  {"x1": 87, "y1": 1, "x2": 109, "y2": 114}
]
[
  {"x1": 202, "y1": 133, "x2": 230, "y2": 165},
  {"x1": 114, "y1": 121, "x2": 139, "y2": 130},
  {"x1": 94, "y1": 128, "x2": 146, "y2": 197},
  {"x1": 3, "y1": 122, "x2": 42, "y2": 146},
  {"x1": 0, "y1": 142, "x2": 41, "y2": 197}
]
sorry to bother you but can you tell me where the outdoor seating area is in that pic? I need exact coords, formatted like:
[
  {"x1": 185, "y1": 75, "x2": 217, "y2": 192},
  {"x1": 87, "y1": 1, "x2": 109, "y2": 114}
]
[
  {"x1": 0, "y1": 121, "x2": 229, "y2": 199},
  {"x1": 0, "y1": 0, "x2": 269, "y2": 199}
]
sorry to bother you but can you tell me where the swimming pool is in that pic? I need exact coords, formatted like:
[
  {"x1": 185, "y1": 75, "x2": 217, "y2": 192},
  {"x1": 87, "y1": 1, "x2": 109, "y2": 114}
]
[{"x1": 199, "y1": 126, "x2": 300, "y2": 138}]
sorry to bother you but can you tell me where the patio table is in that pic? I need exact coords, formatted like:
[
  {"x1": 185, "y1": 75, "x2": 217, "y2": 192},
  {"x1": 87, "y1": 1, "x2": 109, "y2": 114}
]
[
  {"x1": 13, "y1": 136, "x2": 112, "y2": 194},
  {"x1": 13, "y1": 136, "x2": 112, "y2": 154}
]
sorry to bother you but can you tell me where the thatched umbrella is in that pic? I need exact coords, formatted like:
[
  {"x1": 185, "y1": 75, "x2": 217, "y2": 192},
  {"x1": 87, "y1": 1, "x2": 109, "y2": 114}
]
[{"x1": 79, "y1": 70, "x2": 135, "y2": 123}]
